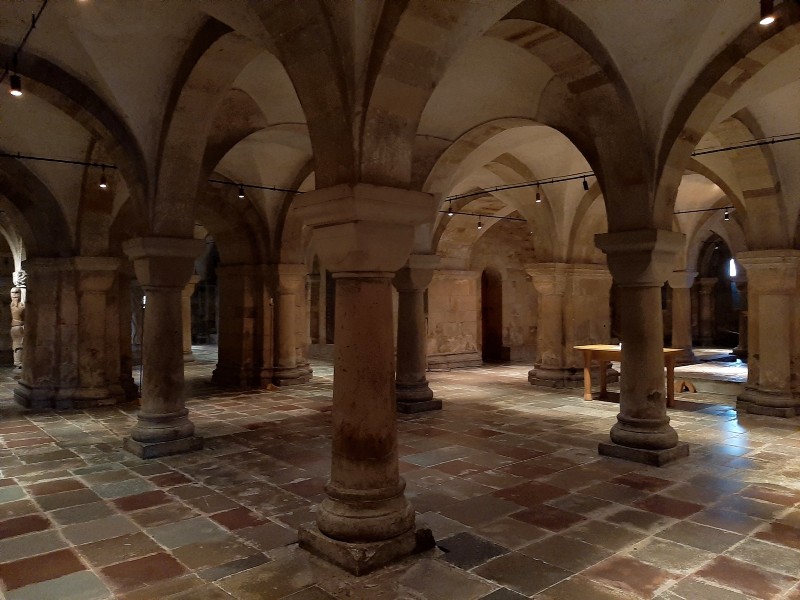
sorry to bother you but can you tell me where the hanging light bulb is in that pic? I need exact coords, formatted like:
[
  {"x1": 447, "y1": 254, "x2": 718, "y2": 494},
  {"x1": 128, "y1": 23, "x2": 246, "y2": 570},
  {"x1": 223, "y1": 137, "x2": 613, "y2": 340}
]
[
  {"x1": 582, "y1": 177, "x2": 589, "y2": 191},
  {"x1": 535, "y1": 183, "x2": 541, "y2": 203},
  {"x1": 238, "y1": 185, "x2": 245, "y2": 199},
  {"x1": 760, "y1": 0, "x2": 775, "y2": 25},
  {"x1": 477, "y1": 219, "x2": 483, "y2": 230},
  {"x1": 9, "y1": 73, "x2": 22, "y2": 97},
  {"x1": 98, "y1": 167, "x2": 108, "y2": 189},
  {"x1": 447, "y1": 200, "x2": 453, "y2": 216},
  {"x1": 724, "y1": 208, "x2": 730, "y2": 221}
]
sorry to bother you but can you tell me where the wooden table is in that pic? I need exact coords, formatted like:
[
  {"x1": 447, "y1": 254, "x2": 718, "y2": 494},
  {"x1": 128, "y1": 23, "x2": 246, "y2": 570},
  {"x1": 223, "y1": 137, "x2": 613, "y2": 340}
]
[{"x1": 573, "y1": 344, "x2": 684, "y2": 408}]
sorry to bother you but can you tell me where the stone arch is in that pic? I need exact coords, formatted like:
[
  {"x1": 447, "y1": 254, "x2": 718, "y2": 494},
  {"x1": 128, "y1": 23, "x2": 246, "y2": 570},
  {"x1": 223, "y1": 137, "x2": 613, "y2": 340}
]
[
  {"x1": 0, "y1": 43, "x2": 148, "y2": 215},
  {"x1": 153, "y1": 18, "x2": 269, "y2": 236},
  {"x1": 656, "y1": 2, "x2": 800, "y2": 225},
  {"x1": 0, "y1": 157, "x2": 72, "y2": 258},
  {"x1": 567, "y1": 188, "x2": 607, "y2": 264}
]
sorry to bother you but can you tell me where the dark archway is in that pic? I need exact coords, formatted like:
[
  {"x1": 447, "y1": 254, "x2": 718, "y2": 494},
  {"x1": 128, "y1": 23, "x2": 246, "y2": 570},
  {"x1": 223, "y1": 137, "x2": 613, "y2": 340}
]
[
  {"x1": 481, "y1": 268, "x2": 504, "y2": 363},
  {"x1": 695, "y1": 235, "x2": 740, "y2": 348}
]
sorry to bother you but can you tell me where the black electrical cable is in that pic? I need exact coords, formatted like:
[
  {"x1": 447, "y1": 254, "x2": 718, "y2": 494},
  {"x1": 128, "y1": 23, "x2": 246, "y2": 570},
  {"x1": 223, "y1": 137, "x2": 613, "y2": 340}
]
[{"x1": 1, "y1": 0, "x2": 50, "y2": 86}]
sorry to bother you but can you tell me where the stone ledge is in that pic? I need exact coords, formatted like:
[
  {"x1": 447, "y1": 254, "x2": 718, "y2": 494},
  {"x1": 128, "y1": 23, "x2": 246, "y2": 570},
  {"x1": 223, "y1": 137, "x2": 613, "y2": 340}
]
[
  {"x1": 123, "y1": 435, "x2": 203, "y2": 459},
  {"x1": 598, "y1": 440, "x2": 689, "y2": 466},
  {"x1": 298, "y1": 523, "x2": 434, "y2": 576}
]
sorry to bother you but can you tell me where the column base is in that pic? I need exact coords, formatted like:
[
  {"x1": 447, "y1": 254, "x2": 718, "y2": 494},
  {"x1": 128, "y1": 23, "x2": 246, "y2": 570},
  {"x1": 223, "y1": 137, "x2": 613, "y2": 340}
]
[
  {"x1": 120, "y1": 376, "x2": 140, "y2": 400},
  {"x1": 397, "y1": 398, "x2": 442, "y2": 413},
  {"x1": 123, "y1": 435, "x2": 204, "y2": 459},
  {"x1": 529, "y1": 366, "x2": 619, "y2": 389},
  {"x1": 72, "y1": 386, "x2": 125, "y2": 408},
  {"x1": 14, "y1": 382, "x2": 55, "y2": 409},
  {"x1": 427, "y1": 352, "x2": 482, "y2": 370},
  {"x1": 183, "y1": 352, "x2": 196, "y2": 363},
  {"x1": 212, "y1": 365, "x2": 263, "y2": 388},
  {"x1": 737, "y1": 388, "x2": 799, "y2": 417},
  {"x1": 298, "y1": 522, "x2": 434, "y2": 576},
  {"x1": 396, "y1": 382, "x2": 440, "y2": 413},
  {"x1": 273, "y1": 367, "x2": 311, "y2": 386},
  {"x1": 599, "y1": 440, "x2": 689, "y2": 466},
  {"x1": 673, "y1": 348, "x2": 696, "y2": 366},
  {"x1": 731, "y1": 347, "x2": 747, "y2": 361}
]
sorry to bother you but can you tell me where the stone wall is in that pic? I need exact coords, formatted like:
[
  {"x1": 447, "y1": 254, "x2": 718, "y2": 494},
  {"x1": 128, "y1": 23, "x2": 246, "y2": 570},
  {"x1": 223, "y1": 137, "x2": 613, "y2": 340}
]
[{"x1": 426, "y1": 270, "x2": 481, "y2": 369}]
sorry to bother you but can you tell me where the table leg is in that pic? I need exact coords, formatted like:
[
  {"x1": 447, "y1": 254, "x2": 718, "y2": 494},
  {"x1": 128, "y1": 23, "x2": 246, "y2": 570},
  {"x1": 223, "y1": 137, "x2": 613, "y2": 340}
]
[
  {"x1": 666, "y1": 355, "x2": 675, "y2": 408},
  {"x1": 582, "y1": 350, "x2": 593, "y2": 400}
]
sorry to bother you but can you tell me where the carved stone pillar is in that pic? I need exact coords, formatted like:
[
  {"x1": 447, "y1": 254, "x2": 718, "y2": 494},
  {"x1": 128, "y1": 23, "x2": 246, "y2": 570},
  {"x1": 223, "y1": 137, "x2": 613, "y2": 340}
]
[
  {"x1": 668, "y1": 270, "x2": 698, "y2": 365},
  {"x1": 732, "y1": 276, "x2": 748, "y2": 360},
  {"x1": 294, "y1": 183, "x2": 437, "y2": 575},
  {"x1": 737, "y1": 251, "x2": 800, "y2": 417},
  {"x1": 182, "y1": 274, "x2": 201, "y2": 362},
  {"x1": 697, "y1": 277, "x2": 718, "y2": 346},
  {"x1": 527, "y1": 263, "x2": 614, "y2": 388},
  {"x1": 122, "y1": 237, "x2": 204, "y2": 458},
  {"x1": 394, "y1": 254, "x2": 439, "y2": 413},
  {"x1": 73, "y1": 257, "x2": 125, "y2": 407},
  {"x1": 596, "y1": 229, "x2": 688, "y2": 466}
]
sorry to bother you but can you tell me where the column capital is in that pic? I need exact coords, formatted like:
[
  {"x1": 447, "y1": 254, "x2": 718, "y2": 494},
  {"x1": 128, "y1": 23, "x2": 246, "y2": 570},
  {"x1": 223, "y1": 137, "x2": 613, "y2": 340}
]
[
  {"x1": 525, "y1": 262, "x2": 567, "y2": 295},
  {"x1": 270, "y1": 263, "x2": 307, "y2": 293},
  {"x1": 393, "y1": 254, "x2": 438, "y2": 292},
  {"x1": 667, "y1": 270, "x2": 698, "y2": 289},
  {"x1": 73, "y1": 257, "x2": 121, "y2": 293},
  {"x1": 697, "y1": 277, "x2": 718, "y2": 292},
  {"x1": 595, "y1": 229, "x2": 684, "y2": 286},
  {"x1": 294, "y1": 183, "x2": 436, "y2": 273},
  {"x1": 736, "y1": 250, "x2": 800, "y2": 294},
  {"x1": 123, "y1": 237, "x2": 204, "y2": 288}
]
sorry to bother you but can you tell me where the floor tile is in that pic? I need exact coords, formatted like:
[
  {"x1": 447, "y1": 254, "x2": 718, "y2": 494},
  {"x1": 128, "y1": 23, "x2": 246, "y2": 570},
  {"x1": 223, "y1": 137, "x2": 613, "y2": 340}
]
[
  {"x1": 473, "y1": 552, "x2": 573, "y2": 596},
  {"x1": 101, "y1": 552, "x2": 187, "y2": 593},
  {"x1": 0, "y1": 548, "x2": 86, "y2": 591},
  {"x1": 694, "y1": 555, "x2": 798, "y2": 599},
  {"x1": 437, "y1": 531, "x2": 509, "y2": 569}
]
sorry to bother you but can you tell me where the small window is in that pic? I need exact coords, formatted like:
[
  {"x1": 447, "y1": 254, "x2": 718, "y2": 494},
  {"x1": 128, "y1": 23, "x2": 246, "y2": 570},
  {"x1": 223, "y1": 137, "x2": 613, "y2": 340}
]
[{"x1": 729, "y1": 258, "x2": 737, "y2": 278}]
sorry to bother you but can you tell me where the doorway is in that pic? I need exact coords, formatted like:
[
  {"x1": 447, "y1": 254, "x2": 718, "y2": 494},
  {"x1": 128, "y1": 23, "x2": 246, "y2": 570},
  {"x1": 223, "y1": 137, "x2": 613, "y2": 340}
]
[{"x1": 481, "y1": 269, "x2": 504, "y2": 362}]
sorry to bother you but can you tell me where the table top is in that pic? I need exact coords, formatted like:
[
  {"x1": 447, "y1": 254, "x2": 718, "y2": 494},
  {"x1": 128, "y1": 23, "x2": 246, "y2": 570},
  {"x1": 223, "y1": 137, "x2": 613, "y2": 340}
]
[{"x1": 574, "y1": 344, "x2": 683, "y2": 355}]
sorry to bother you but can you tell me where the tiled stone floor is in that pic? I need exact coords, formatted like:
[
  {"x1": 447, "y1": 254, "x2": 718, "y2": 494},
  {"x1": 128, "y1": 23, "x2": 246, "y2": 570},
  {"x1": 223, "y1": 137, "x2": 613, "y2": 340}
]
[{"x1": 1, "y1": 349, "x2": 800, "y2": 599}]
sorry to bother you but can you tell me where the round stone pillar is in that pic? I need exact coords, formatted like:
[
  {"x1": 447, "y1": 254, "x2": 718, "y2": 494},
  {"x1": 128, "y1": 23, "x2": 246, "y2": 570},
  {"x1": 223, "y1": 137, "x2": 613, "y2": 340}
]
[
  {"x1": 294, "y1": 183, "x2": 437, "y2": 575},
  {"x1": 122, "y1": 237, "x2": 204, "y2": 459},
  {"x1": 667, "y1": 270, "x2": 697, "y2": 364},
  {"x1": 394, "y1": 254, "x2": 439, "y2": 413},
  {"x1": 596, "y1": 229, "x2": 689, "y2": 466},
  {"x1": 697, "y1": 277, "x2": 718, "y2": 346},
  {"x1": 736, "y1": 251, "x2": 800, "y2": 417},
  {"x1": 527, "y1": 263, "x2": 568, "y2": 386}
]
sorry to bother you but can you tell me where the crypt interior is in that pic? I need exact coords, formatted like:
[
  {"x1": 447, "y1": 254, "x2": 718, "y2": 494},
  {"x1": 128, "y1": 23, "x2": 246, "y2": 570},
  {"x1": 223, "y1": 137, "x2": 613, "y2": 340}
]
[{"x1": 2, "y1": 1, "x2": 800, "y2": 598}]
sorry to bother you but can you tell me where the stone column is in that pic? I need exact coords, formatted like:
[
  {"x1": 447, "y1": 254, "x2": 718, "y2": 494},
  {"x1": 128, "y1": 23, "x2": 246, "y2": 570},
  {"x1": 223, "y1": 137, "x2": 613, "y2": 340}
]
[
  {"x1": 294, "y1": 183, "x2": 437, "y2": 575},
  {"x1": 182, "y1": 274, "x2": 201, "y2": 362},
  {"x1": 736, "y1": 251, "x2": 800, "y2": 417},
  {"x1": 131, "y1": 281, "x2": 144, "y2": 366},
  {"x1": 697, "y1": 277, "x2": 718, "y2": 346},
  {"x1": 14, "y1": 258, "x2": 78, "y2": 409},
  {"x1": 668, "y1": 270, "x2": 698, "y2": 364},
  {"x1": 295, "y1": 271, "x2": 313, "y2": 380},
  {"x1": 117, "y1": 271, "x2": 139, "y2": 399},
  {"x1": 213, "y1": 264, "x2": 274, "y2": 387},
  {"x1": 122, "y1": 237, "x2": 204, "y2": 458},
  {"x1": 527, "y1": 263, "x2": 614, "y2": 387},
  {"x1": 309, "y1": 272, "x2": 321, "y2": 344},
  {"x1": 272, "y1": 264, "x2": 310, "y2": 386},
  {"x1": 732, "y1": 277, "x2": 748, "y2": 360},
  {"x1": 73, "y1": 257, "x2": 124, "y2": 407},
  {"x1": 527, "y1": 263, "x2": 568, "y2": 385},
  {"x1": 595, "y1": 229, "x2": 688, "y2": 466},
  {"x1": 0, "y1": 274, "x2": 13, "y2": 365},
  {"x1": 394, "y1": 254, "x2": 439, "y2": 413}
]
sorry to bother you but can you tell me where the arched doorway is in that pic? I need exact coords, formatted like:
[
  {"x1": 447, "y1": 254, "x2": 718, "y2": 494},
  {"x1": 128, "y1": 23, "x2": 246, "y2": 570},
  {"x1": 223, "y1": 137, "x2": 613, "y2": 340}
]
[
  {"x1": 481, "y1": 268, "x2": 503, "y2": 363},
  {"x1": 695, "y1": 235, "x2": 740, "y2": 348}
]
